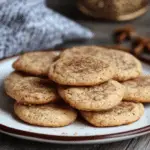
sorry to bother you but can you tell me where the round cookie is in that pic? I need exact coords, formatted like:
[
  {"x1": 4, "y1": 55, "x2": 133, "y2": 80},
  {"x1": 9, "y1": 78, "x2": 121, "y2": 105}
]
[
  {"x1": 49, "y1": 55, "x2": 115, "y2": 86},
  {"x1": 14, "y1": 103, "x2": 77, "y2": 127},
  {"x1": 80, "y1": 101, "x2": 144, "y2": 127},
  {"x1": 5, "y1": 74, "x2": 59, "y2": 104},
  {"x1": 60, "y1": 46, "x2": 142, "y2": 81},
  {"x1": 13, "y1": 51, "x2": 59, "y2": 76},
  {"x1": 123, "y1": 76, "x2": 150, "y2": 103},
  {"x1": 58, "y1": 80, "x2": 125, "y2": 111},
  {"x1": 110, "y1": 50, "x2": 142, "y2": 81}
]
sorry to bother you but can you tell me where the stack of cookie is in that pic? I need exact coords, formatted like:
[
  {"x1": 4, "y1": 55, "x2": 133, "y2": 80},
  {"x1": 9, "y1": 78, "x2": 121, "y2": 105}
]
[
  {"x1": 4, "y1": 52, "x2": 77, "y2": 127},
  {"x1": 4, "y1": 46, "x2": 149, "y2": 127}
]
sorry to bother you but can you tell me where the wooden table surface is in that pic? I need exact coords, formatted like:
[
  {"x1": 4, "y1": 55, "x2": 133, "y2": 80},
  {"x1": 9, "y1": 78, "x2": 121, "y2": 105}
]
[
  {"x1": 0, "y1": 133, "x2": 150, "y2": 150},
  {"x1": 0, "y1": 1, "x2": 150, "y2": 149}
]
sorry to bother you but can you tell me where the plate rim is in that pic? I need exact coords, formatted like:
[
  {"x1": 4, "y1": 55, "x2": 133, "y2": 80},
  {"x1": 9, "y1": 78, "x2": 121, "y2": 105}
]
[
  {"x1": 0, "y1": 124, "x2": 150, "y2": 142},
  {"x1": 0, "y1": 55, "x2": 150, "y2": 142}
]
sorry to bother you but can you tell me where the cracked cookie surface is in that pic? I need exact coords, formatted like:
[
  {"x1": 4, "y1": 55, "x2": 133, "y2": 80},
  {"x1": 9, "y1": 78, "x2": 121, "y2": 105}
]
[
  {"x1": 60, "y1": 46, "x2": 142, "y2": 81},
  {"x1": 123, "y1": 76, "x2": 150, "y2": 102},
  {"x1": 14, "y1": 103, "x2": 77, "y2": 127},
  {"x1": 80, "y1": 101, "x2": 144, "y2": 127},
  {"x1": 49, "y1": 55, "x2": 115, "y2": 86},
  {"x1": 4, "y1": 73, "x2": 59, "y2": 104},
  {"x1": 13, "y1": 51, "x2": 59, "y2": 76},
  {"x1": 58, "y1": 80, "x2": 125, "y2": 111}
]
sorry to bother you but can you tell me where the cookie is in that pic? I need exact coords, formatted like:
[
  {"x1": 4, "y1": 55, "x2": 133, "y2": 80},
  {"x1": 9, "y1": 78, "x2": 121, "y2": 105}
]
[
  {"x1": 123, "y1": 76, "x2": 150, "y2": 103},
  {"x1": 110, "y1": 50, "x2": 142, "y2": 81},
  {"x1": 13, "y1": 51, "x2": 59, "y2": 76},
  {"x1": 5, "y1": 74, "x2": 58, "y2": 104},
  {"x1": 60, "y1": 46, "x2": 142, "y2": 81},
  {"x1": 14, "y1": 102, "x2": 77, "y2": 127},
  {"x1": 49, "y1": 55, "x2": 115, "y2": 86},
  {"x1": 80, "y1": 101, "x2": 144, "y2": 127},
  {"x1": 58, "y1": 80, "x2": 125, "y2": 111}
]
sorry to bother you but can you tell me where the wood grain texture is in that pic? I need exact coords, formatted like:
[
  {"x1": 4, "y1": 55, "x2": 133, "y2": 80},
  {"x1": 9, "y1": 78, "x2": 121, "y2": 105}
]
[{"x1": 0, "y1": 132, "x2": 150, "y2": 150}]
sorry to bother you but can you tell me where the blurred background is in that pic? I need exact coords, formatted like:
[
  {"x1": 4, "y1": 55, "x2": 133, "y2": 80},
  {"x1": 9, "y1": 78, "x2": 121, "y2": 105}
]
[
  {"x1": 0, "y1": 0, "x2": 149, "y2": 62},
  {"x1": 46, "y1": 0, "x2": 150, "y2": 46},
  {"x1": 46, "y1": 0, "x2": 150, "y2": 63}
]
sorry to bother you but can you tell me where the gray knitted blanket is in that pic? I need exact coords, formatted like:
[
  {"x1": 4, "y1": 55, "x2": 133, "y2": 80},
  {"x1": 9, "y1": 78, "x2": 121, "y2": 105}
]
[{"x1": 0, "y1": 0, "x2": 93, "y2": 59}]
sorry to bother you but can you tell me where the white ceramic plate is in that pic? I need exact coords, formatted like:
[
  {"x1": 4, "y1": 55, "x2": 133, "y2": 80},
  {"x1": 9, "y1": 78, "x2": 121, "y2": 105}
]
[{"x1": 0, "y1": 56, "x2": 150, "y2": 144}]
